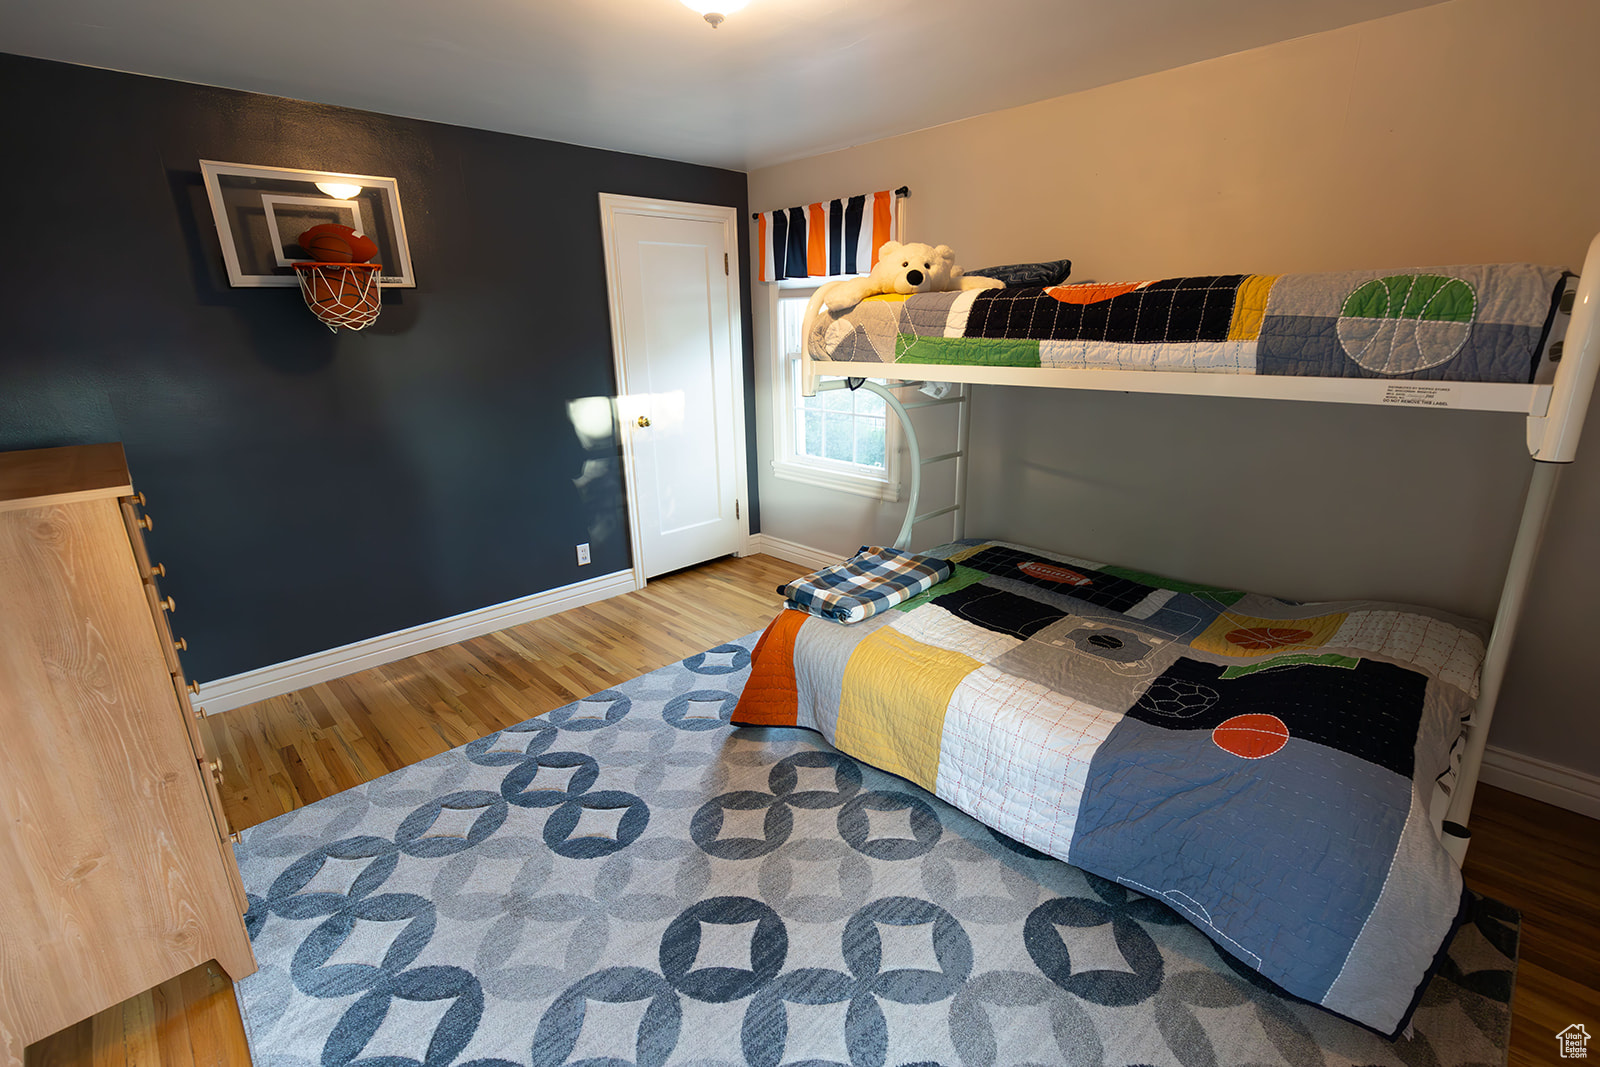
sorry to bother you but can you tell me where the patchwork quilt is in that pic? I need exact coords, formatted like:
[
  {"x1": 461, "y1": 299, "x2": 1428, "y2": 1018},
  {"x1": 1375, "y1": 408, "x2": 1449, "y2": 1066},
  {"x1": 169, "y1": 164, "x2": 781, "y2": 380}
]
[
  {"x1": 806, "y1": 264, "x2": 1571, "y2": 382},
  {"x1": 732, "y1": 540, "x2": 1484, "y2": 1036}
]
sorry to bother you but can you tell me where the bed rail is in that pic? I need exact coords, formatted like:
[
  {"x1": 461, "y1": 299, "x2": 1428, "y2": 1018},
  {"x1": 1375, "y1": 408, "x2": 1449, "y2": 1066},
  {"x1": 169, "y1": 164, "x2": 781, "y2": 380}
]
[
  {"x1": 1441, "y1": 232, "x2": 1600, "y2": 859},
  {"x1": 1528, "y1": 232, "x2": 1600, "y2": 461}
]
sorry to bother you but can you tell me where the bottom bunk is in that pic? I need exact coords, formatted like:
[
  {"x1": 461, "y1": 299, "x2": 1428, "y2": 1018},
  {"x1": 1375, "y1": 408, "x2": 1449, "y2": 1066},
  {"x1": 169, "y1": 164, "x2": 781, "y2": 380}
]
[{"x1": 732, "y1": 538, "x2": 1483, "y2": 1036}]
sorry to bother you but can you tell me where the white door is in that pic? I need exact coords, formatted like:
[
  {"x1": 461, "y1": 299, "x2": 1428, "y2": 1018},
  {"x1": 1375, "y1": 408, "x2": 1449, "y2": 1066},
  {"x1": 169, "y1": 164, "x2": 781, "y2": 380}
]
[{"x1": 600, "y1": 196, "x2": 746, "y2": 580}]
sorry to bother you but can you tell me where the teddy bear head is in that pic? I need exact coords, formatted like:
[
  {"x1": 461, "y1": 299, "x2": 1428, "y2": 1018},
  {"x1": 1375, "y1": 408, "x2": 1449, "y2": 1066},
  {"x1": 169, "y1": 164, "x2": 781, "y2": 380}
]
[{"x1": 872, "y1": 240, "x2": 963, "y2": 295}]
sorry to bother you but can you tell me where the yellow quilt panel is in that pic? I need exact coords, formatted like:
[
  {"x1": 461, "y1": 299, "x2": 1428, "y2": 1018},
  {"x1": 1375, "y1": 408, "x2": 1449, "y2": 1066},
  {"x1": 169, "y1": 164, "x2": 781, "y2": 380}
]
[{"x1": 835, "y1": 627, "x2": 979, "y2": 791}]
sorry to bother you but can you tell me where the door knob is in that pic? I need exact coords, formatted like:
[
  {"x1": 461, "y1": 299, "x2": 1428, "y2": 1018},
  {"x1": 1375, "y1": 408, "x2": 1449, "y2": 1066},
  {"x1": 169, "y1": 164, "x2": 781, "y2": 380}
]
[{"x1": 637, "y1": 416, "x2": 652, "y2": 428}]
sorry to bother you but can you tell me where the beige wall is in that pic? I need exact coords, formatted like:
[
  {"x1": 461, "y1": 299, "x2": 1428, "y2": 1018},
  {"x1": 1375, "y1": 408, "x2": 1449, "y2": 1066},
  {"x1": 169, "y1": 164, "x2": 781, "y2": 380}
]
[{"x1": 748, "y1": 0, "x2": 1600, "y2": 784}]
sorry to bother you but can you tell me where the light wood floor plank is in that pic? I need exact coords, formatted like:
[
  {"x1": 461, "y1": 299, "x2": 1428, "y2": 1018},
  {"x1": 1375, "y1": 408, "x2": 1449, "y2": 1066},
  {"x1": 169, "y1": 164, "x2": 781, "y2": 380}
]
[{"x1": 26, "y1": 553, "x2": 1597, "y2": 1065}]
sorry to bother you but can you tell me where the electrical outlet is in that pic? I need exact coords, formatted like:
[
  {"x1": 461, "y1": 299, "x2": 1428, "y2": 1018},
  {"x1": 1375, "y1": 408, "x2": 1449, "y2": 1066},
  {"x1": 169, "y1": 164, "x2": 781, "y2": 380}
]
[{"x1": 576, "y1": 543, "x2": 591, "y2": 566}]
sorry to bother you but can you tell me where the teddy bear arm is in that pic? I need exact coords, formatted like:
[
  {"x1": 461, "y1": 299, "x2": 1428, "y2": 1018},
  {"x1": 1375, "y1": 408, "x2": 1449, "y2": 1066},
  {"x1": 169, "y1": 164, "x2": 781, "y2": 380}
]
[
  {"x1": 816, "y1": 276, "x2": 881, "y2": 310},
  {"x1": 959, "y1": 275, "x2": 1005, "y2": 291}
]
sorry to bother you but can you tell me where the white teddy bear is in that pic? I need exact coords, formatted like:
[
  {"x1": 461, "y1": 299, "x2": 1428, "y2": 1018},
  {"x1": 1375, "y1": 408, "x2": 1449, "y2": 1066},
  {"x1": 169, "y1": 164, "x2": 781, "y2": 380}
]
[
  {"x1": 807, "y1": 241, "x2": 1000, "y2": 320},
  {"x1": 800, "y1": 241, "x2": 998, "y2": 367}
]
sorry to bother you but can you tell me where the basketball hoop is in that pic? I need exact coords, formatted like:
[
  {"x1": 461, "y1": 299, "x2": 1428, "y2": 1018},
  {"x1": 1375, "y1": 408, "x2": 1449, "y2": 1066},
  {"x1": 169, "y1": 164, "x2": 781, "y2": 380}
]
[{"x1": 291, "y1": 262, "x2": 383, "y2": 332}]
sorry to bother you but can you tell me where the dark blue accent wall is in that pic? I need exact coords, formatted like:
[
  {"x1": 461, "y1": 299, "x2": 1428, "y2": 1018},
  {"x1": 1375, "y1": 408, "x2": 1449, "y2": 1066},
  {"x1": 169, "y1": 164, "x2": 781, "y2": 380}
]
[{"x1": 0, "y1": 52, "x2": 756, "y2": 682}]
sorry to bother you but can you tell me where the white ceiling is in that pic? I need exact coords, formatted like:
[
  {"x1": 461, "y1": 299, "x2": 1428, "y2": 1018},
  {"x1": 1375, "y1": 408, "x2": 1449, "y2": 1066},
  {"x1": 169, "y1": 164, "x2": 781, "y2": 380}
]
[{"x1": 2, "y1": 0, "x2": 1444, "y2": 171}]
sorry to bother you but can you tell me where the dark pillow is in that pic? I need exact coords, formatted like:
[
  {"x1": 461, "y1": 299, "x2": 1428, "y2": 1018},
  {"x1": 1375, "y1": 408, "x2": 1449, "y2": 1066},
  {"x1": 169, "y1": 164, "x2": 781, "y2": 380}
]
[{"x1": 966, "y1": 258, "x2": 1073, "y2": 288}]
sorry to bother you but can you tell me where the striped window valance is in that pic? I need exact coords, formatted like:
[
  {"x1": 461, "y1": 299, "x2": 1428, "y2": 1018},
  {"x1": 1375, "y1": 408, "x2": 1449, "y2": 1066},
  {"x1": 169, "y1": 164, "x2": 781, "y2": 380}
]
[{"x1": 755, "y1": 189, "x2": 900, "y2": 283}]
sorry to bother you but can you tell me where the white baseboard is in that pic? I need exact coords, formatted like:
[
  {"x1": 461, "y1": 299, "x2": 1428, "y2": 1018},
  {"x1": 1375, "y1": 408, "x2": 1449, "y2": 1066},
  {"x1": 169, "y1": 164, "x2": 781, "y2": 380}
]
[
  {"x1": 743, "y1": 533, "x2": 841, "y2": 571},
  {"x1": 1481, "y1": 745, "x2": 1600, "y2": 820},
  {"x1": 196, "y1": 569, "x2": 640, "y2": 714}
]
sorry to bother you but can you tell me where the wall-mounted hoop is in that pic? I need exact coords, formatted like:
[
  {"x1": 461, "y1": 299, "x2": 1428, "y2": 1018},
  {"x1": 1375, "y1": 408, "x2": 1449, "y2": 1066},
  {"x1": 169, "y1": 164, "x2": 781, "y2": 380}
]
[{"x1": 291, "y1": 262, "x2": 383, "y2": 332}]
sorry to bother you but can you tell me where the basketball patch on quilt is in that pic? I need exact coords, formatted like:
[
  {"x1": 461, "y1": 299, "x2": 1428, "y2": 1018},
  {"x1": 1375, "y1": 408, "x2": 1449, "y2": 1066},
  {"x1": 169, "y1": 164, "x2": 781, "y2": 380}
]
[
  {"x1": 1191, "y1": 610, "x2": 1347, "y2": 658},
  {"x1": 1336, "y1": 274, "x2": 1476, "y2": 374}
]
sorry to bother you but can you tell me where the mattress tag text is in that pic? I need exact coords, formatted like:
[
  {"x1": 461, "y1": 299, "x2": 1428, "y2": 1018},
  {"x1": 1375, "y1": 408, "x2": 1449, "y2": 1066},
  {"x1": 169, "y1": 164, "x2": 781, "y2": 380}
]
[{"x1": 1380, "y1": 383, "x2": 1455, "y2": 408}]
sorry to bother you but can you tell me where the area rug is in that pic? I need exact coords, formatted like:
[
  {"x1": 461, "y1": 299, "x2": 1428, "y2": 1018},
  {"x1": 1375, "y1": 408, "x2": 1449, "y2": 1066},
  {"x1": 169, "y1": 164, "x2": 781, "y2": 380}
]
[{"x1": 233, "y1": 635, "x2": 1519, "y2": 1067}]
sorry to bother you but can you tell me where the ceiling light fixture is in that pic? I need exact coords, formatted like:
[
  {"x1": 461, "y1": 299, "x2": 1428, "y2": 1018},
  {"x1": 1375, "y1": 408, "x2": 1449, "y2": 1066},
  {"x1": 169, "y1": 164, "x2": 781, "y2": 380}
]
[
  {"x1": 680, "y1": 0, "x2": 747, "y2": 28},
  {"x1": 314, "y1": 181, "x2": 363, "y2": 200}
]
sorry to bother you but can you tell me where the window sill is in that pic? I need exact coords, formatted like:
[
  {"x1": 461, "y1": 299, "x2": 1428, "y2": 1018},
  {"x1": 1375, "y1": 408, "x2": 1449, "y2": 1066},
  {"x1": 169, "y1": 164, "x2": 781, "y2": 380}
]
[{"x1": 771, "y1": 460, "x2": 901, "y2": 502}]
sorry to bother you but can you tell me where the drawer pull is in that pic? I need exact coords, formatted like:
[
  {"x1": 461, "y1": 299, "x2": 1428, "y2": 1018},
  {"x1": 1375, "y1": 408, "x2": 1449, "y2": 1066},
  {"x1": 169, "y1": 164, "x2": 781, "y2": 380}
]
[
  {"x1": 150, "y1": 562, "x2": 167, "y2": 578},
  {"x1": 134, "y1": 492, "x2": 147, "y2": 506},
  {"x1": 174, "y1": 637, "x2": 188, "y2": 652},
  {"x1": 187, "y1": 680, "x2": 200, "y2": 695},
  {"x1": 208, "y1": 760, "x2": 224, "y2": 787},
  {"x1": 160, "y1": 596, "x2": 176, "y2": 613},
  {"x1": 138, "y1": 514, "x2": 154, "y2": 531}
]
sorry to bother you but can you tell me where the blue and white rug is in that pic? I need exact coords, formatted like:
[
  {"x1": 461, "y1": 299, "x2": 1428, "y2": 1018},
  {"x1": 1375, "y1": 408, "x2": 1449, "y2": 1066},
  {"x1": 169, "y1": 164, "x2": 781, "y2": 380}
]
[{"x1": 234, "y1": 635, "x2": 1518, "y2": 1067}]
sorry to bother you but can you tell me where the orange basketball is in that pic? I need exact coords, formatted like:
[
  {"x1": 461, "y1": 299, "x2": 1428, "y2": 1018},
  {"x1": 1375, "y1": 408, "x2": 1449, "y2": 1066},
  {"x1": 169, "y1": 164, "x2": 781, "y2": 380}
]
[
  {"x1": 1211, "y1": 714, "x2": 1290, "y2": 759},
  {"x1": 307, "y1": 270, "x2": 358, "y2": 307},
  {"x1": 298, "y1": 224, "x2": 379, "y2": 264}
]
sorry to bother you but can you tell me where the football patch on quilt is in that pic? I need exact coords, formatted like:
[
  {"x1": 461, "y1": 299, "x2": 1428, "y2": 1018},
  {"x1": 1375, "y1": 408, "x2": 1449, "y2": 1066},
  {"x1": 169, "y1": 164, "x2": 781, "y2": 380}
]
[
  {"x1": 955, "y1": 544, "x2": 1229, "y2": 639},
  {"x1": 1125, "y1": 655, "x2": 1428, "y2": 777},
  {"x1": 957, "y1": 544, "x2": 1154, "y2": 614}
]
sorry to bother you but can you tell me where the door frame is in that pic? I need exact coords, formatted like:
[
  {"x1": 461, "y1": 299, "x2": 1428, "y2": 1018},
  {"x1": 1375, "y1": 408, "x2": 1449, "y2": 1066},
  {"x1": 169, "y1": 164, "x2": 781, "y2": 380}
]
[{"x1": 598, "y1": 193, "x2": 749, "y2": 588}]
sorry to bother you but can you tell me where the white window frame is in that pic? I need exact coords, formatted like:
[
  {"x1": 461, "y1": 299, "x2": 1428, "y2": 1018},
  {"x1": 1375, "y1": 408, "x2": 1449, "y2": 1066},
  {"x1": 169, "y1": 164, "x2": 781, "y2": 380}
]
[{"x1": 770, "y1": 283, "x2": 902, "y2": 501}]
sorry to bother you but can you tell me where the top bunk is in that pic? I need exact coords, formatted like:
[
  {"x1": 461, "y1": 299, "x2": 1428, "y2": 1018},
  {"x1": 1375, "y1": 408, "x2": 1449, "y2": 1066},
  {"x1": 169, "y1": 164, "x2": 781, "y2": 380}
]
[{"x1": 801, "y1": 233, "x2": 1600, "y2": 462}]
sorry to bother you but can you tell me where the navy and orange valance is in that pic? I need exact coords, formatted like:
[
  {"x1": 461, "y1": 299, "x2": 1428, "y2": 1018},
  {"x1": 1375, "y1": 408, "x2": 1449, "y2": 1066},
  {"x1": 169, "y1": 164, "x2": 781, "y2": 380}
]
[{"x1": 755, "y1": 189, "x2": 900, "y2": 282}]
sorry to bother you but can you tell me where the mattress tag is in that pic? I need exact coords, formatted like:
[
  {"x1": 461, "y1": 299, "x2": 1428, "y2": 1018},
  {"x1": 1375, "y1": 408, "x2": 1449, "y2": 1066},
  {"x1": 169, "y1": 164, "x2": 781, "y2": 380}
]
[{"x1": 1380, "y1": 383, "x2": 1455, "y2": 408}]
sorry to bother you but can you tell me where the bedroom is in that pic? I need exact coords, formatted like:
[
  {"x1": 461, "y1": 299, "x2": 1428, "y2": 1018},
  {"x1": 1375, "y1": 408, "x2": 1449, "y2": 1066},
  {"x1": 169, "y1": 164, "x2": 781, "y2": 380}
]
[{"x1": 0, "y1": 0, "x2": 1595, "y2": 1063}]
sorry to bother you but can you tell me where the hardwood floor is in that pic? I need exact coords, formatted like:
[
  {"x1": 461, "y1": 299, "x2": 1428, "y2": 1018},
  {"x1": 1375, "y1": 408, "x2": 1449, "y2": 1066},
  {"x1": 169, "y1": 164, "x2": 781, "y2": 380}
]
[
  {"x1": 196, "y1": 553, "x2": 809, "y2": 834},
  {"x1": 1454, "y1": 784, "x2": 1600, "y2": 1066},
  {"x1": 25, "y1": 552, "x2": 1599, "y2": 1065}
]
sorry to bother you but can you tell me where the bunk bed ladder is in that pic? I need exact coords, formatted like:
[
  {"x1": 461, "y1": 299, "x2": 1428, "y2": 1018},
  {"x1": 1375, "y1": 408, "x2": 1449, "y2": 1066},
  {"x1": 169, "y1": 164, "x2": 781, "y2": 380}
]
[
  {"x1": 901, "y1": 383, "x2": 971, "y2": 544},
  {"x1": 811, "y1": 380, "x2": 971, "y2": 551}
]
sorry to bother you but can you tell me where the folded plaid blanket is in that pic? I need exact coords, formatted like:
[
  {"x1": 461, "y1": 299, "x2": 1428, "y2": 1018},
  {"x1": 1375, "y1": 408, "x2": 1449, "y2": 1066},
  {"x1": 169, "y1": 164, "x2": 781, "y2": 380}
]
[{"x1": 780, "y1": 546, "x2": 955, "y2": 624}]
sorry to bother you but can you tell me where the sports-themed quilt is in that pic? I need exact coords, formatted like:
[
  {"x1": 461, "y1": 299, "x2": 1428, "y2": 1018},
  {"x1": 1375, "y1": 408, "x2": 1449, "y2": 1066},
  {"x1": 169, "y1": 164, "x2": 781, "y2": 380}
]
[
  {"x1": 732, "y1": 540, "x2": 1484, "y2": 1036},
  {"x1": 806, "y1": 264, "x2": 1571, "y2": 382}
]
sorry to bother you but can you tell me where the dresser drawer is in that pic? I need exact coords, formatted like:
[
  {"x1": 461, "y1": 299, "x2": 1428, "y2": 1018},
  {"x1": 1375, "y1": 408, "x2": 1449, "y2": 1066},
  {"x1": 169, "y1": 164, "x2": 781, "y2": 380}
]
[
  {"x1": 171, "y1": 670, "x2": 212, "y2": 761},
  {"x1": 122, "y1": 497, "x2": 192, "y2": 671},
  {"x1": 196, "y1": 755, "x2": 250, "y2": 914}
]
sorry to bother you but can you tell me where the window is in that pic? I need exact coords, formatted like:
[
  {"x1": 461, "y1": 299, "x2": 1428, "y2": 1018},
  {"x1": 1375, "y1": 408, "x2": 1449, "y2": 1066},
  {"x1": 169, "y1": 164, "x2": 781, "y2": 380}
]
[{"x1": 770, "y1": 289, "x2": 900, "y2": 500}]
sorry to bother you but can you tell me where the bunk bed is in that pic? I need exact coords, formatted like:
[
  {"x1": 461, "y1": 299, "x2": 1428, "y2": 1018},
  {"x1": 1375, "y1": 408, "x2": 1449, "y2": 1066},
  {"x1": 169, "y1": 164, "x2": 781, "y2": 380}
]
[{"x1": 733, "y1": 235, "x2": 1600, "y2": 1037}]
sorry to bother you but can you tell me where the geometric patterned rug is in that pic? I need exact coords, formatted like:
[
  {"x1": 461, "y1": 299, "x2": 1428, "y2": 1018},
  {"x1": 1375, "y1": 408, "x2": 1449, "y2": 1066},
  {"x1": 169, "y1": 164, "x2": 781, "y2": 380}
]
[{"x1": 233, "y1": 635, "x2": 1519, "y2": 1067}]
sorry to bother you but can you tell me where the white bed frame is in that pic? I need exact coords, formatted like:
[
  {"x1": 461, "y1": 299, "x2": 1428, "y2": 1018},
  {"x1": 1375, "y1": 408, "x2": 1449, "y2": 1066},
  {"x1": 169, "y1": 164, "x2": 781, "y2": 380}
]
[{"x1": 801, "y1": 232, "x2": 1600, "y2": 863}]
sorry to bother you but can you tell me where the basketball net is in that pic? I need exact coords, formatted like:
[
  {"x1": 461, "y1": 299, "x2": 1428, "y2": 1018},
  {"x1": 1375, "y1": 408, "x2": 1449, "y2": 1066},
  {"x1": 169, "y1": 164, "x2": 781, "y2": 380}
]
[{"x1": 291, "y1": 262, "x2": 383, "y2": 332}]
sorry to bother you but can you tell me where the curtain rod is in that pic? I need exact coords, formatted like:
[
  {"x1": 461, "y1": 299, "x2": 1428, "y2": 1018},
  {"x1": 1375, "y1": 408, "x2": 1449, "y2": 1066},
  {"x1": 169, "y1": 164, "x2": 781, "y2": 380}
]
[{"x1": 751, "y1": 187, "x2": 909, "y2": 221}]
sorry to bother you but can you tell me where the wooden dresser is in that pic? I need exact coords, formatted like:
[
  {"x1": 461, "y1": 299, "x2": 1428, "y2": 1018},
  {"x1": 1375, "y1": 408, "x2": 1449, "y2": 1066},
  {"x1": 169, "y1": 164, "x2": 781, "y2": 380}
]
[{"x1": 0, "y1": 444, "x2": 255, "y2": 1066}]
